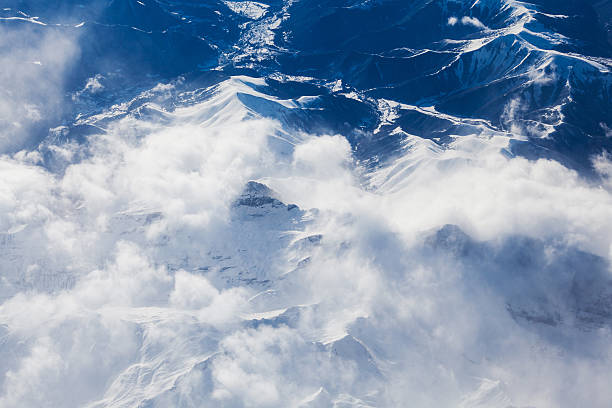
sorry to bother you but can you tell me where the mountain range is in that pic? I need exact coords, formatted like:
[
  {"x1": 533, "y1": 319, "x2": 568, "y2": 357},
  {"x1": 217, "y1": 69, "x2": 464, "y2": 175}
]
[{"x1": 1, "y1": 1, "x2": 612, "y2": 407}]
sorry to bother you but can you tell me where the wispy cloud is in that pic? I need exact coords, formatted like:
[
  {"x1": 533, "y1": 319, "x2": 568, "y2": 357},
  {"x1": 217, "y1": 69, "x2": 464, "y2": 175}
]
[
  {"x1": 448, "y1": 16, "x2": 488, "y2": 29},
  {"x1": 0, "y1": 23, "x2": 78, "y2": 152}
]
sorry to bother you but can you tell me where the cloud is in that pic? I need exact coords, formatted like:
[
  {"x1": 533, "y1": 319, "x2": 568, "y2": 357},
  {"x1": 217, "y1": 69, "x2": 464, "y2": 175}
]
[
  {"x1": 601, "y1": 122, "x2": 612, "y2": 138},
  {"x1": 447, "y1": 16, "x2": 488, "y2": 29},
  {"x1": 461, "y1": 16, "x2": 487, "y2": 29},
  {"x1": 0, "y1": 24, "x2": 79, "y2": 152}
]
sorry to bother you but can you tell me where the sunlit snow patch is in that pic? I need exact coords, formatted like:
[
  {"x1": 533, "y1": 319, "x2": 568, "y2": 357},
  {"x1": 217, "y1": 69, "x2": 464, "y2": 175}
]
[{"x1": 223, "y1": 1, "x2": 269, "y2": 20}]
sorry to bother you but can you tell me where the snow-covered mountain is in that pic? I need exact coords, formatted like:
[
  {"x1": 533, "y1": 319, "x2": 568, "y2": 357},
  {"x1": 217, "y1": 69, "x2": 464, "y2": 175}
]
[{"x1": 1, "y1": 1, "x2": 611, "y2": 407}]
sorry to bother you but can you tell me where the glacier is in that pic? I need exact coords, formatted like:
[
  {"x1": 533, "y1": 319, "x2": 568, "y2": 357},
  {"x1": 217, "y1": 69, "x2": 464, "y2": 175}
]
[{"x1": 1, "y1": 0, "x2": 612, "y2": 407}]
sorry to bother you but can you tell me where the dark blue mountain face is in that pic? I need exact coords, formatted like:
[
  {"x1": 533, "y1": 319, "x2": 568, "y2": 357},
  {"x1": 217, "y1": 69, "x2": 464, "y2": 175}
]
[
  {"x1": 268, "y1": 0, "x2": 612, "y2": 171},
  {"x1": 2, "y1": 0, "x2": 611, "y2": 172}
]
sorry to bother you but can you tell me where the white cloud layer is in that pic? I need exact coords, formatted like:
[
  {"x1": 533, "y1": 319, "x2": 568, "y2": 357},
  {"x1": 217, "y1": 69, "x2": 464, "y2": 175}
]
[{"x1": 1, "y1": 74, "x2": 612, "y2": 407}]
